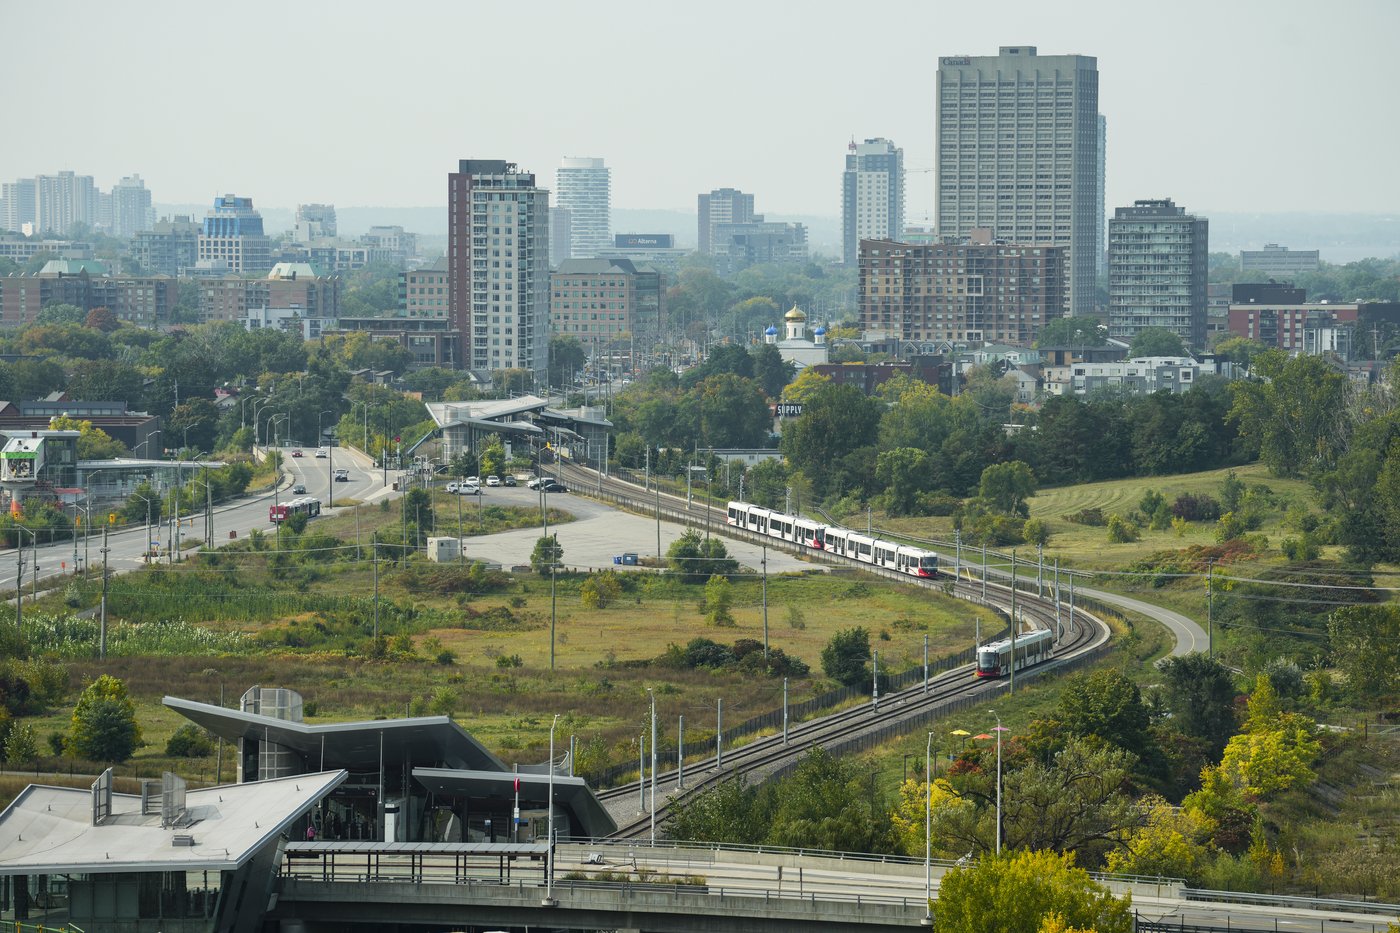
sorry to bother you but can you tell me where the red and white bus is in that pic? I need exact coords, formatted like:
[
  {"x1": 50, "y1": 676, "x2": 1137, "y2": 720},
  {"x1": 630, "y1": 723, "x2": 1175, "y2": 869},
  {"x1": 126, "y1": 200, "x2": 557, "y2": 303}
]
[{"x1": 270, "y1": 497, "x2": 322, "y2": 524}]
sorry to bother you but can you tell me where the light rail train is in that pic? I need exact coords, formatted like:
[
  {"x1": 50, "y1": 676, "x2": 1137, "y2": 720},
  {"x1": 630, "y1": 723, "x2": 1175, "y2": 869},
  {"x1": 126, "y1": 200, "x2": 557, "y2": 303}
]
[{"x1": 726, "y1": 499, "x2": 1054, "y2": 676}]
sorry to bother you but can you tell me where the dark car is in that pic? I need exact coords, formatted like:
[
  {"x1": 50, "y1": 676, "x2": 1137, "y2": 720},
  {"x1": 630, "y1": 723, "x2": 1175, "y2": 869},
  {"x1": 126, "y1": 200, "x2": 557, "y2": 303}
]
[
  {"x1": 291, "y1": 483, "x2": 307, "y2": 494},
  {"x1": 502, "y1": 475, "x2": 518, "y2": 487},
  {"x1": 540, "y1": 480, "x2": 568, "y2": 493}
]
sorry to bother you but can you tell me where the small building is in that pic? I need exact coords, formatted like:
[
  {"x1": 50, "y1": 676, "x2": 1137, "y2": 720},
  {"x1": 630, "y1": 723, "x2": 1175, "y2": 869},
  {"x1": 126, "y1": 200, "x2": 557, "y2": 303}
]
[
  {"x1": 762, "y1": 305, "x2": 829, "y2": 370},
  {"x1": 0, "y1": 767, "x2": 343, "y2": 931}
]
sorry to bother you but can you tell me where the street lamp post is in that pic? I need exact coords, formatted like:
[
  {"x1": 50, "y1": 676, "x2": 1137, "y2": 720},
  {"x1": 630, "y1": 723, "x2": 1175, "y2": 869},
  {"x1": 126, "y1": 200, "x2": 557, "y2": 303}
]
[
  {"x1": 12, "y1": 525, "x2": 34, "y2": 634},
  {"x1": 923, "y1": 730, "x2": 934, "y2": 926},
  {"x1": 991, "y1": 711, "x2": 1008, "y2": 856},
  {"x1": 542, "y1": 713, "x2": 560, "y2": 908},
  {"x1": 647, "y1": 688, "x2": 658, "y2": 846},
  {"x1": 252, "y1": 397, "x2": 274, "y2": 447}
]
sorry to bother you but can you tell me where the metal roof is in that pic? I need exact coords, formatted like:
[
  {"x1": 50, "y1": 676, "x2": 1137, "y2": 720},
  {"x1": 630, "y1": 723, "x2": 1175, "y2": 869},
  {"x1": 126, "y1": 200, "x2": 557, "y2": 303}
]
[
  {"x1": 286, "y1": 840, "x2": 548, "y2": 857},
  {"x1": 163, "y1": 697, "x2": 507, "y2": 774},
  {"x1": 412, "y1": 768, "x2": 617, "y2": 838},
  {"x1": 0, "y1": 770, "x2": 345, "y2": 875}
]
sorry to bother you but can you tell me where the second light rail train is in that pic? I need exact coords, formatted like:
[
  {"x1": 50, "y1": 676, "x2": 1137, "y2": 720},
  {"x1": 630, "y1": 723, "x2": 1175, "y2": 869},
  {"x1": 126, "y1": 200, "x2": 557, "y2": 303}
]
[{"x1": 727, "y1": 500, "x2": 939, "y2": 576}]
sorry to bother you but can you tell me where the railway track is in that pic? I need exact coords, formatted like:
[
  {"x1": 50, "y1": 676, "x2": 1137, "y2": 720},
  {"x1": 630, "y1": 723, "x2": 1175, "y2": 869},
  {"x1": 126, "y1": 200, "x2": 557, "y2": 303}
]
[{"x1": 552, "y1": 461, "x2": 1112, "y2": 840}]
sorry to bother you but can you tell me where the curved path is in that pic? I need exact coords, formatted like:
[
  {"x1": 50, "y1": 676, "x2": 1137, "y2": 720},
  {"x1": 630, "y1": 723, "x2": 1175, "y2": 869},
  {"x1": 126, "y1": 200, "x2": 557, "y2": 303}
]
[{"x1": 1077, "y1": 586, "x2": 1209, "y2": 656}]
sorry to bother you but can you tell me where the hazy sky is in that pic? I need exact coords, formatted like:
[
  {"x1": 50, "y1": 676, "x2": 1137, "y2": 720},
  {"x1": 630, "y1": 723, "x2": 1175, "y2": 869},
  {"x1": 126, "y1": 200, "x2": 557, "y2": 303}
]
[{"x1": 6, "y1": 0, "x2": 1398, "y2": 219}]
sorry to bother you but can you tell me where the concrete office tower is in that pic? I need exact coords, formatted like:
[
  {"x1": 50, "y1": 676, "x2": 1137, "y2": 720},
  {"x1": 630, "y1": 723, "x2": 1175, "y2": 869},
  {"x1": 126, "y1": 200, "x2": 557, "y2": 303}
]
[
  {"x1": 197, "y1": 194, "x2": 273, "y2": 275},
  {"x1": 549, "y1": 206, "x2": 572, "y2": 269},
  {"x1": 294, "y1": 204, "x2": 337, "y2": 243},
  {"x1": 1108, "y1": 198, "x2": 1209, "y2": 350},
  {"x1": 109, "y1": 174, "x2": 154, "y2": 238},
  {"x1": 1096, "y1": 116, "x2": 1107, "y2": 277},
  {"x1": 698, "y1": 188, "x2": 755, "y2": 255},
  {"x1": 936, "y1": 47, "x2": 1102, "y2": 316},
  {"x1": 34, "y1": 171, "x2": 99, "y2": 236},
  {"x1": 842, "y1": 138, "x2": 905, "y2": 265},
  {"x1": 556, "y1": 157, "x2": 610, "y2": 258},
  {"x1": 447, "y1": 159, "x2": 550, "y2": 381}
]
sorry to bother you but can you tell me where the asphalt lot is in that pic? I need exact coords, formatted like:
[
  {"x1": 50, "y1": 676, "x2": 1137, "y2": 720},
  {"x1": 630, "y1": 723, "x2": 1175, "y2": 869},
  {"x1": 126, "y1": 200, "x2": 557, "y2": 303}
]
[{"x1": 440, "y1": 484, "x2": 816, "y2": 574}]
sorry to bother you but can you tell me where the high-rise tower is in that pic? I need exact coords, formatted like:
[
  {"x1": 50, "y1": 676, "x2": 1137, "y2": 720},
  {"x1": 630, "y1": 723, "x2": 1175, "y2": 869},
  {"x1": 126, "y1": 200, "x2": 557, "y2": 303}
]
[
  {"x1": 842, "y1": 138, "x2": 904, "y2": 266},
  {"x1": 697, "y1": 188, "x2": 755, "y2": 255},
  {"x1": 936, "y1": 46, "x2": 1102, "y2": 316},
  {"x1": 1108, "y1": 198, "x2": 1208, "y2": 350},
  {"x1": 555, "y1": 157, "x2": 610, "y2": 259},
  {"x1": 447, "y1": 160, "x2": 550, "y2": 381}
]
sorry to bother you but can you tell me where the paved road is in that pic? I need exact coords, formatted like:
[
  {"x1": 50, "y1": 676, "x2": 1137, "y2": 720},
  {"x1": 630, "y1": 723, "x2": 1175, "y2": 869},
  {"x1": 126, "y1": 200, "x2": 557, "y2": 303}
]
[
  {"x1": 1078, "y1": 586, "x2": 1210, "y2": 656},
  {"x1": 0, "y1": 446, "x2": 388, "y2": 595}
]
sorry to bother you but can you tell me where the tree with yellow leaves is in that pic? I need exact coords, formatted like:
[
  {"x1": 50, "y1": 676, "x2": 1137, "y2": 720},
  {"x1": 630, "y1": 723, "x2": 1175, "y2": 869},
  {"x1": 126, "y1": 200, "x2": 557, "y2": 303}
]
[
  {"x1": 1104, "y1": 796, "x2": 1210, "y2": 881},
  {"x1": 933, "y1": 849, "x2": 1132, "y2": 933}
]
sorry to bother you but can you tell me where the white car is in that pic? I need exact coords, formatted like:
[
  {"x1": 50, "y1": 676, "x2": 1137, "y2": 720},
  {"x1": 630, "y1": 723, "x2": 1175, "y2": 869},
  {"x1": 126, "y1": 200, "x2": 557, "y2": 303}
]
[
  {"x1": 445, "y1": 481, "x2": 460, "y2": 493},
  {"x1": 315, "y1": 447, "x2": 329, "y2": 458},
  {"x1": 485, "y1": 475, "x2": 501, "y2": 487},
  {"x1": 465, "y1": 476, "x2": 480, "y2": 486},
  {"x1": 457, "y1": 482, "x2": 481, "y2": 496}
]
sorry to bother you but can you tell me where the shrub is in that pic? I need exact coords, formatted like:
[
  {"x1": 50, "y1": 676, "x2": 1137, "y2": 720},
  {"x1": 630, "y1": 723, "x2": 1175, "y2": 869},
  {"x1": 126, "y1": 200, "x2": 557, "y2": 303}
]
[
  {"x1": 165, "y1": 724, "x2": 214, "y2": 758},
  {"x1": 1215, "y1": 511, "x2": 1247, "y2": 543},
  {"x1": 1172, "y1": 493, "x2": 1221, "y2": 522},
  {"x1": 494, "y1": 653, "x2": 523, "y2": 669},
  {"x1": 1067, "y1": 507, "x2": 1106, "y2": 526},
  {"x1": 1280, "y1": 535, "x2": 1320, "y2": 562},
  {"x1": 1106, "y1": 514, "x2": 1139, "y2": 543},
  {"x1": 1022, "y1": 518, "x2": 1051, "y2": 547}
]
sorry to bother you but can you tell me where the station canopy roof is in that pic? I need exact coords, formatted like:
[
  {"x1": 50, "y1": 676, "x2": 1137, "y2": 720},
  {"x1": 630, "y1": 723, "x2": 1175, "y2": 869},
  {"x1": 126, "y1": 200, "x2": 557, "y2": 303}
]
[{"x1": 164, "y1": 697, "x2": 506, "y2": 774}]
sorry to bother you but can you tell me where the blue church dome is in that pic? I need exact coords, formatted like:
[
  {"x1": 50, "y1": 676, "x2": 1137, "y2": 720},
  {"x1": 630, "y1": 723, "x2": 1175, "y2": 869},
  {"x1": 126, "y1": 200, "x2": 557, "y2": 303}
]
[
  {"x1": 764, "y1": 326, "x2": 778, "y2": 336},
  {"x1": 813, "y1": 326, "x2": 827, "y2": 335}
]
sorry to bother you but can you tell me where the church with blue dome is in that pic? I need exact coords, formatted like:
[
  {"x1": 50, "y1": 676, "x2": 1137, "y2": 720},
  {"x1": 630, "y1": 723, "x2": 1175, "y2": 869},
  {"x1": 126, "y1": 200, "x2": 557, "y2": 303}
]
[{"x1": 763, "y1": 304, "x2": 830, "y2": 369}]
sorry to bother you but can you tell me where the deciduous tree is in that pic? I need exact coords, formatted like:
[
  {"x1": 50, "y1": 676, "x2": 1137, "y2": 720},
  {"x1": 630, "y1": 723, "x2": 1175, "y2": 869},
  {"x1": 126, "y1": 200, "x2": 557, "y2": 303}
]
[
  {"x1": 68, "y1": 675, "x2": 141, "y2": 763},
  {"x1": 933, "y1": 849, "x2": 1132, "y2": 933}
]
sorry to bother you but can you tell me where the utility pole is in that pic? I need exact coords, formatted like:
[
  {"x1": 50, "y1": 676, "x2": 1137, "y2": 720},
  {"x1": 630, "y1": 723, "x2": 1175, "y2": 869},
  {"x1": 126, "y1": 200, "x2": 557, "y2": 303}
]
[
  {"x1": 872, "y1": 650, "x2": 879, "y2": 709},
  {"x1": 1206, "y1": 559, "x2": 1214, "y2": 658},
  {"x1": 99, "y1": 525, "x2": 109, "y2": 658},
  {"x1": 372, "y1": 536, "x2": 380, "y2": 640},
  {"x1": 15, "y1": 532, "x2": 24, "y2": 635}
]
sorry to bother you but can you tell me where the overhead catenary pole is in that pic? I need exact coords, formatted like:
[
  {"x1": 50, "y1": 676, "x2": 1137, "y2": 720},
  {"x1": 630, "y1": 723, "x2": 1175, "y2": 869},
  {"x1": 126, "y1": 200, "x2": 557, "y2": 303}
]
[
  {"x1": 716, "y1": 697, "x2": 723, "y2": 768},
  {"x1": 677, "y1": 715, "x2": 685, "y2": 789},
  {"x1": 1009, "y1": 549, "x2": 1018, "y2": 694},
  {"x1": 782, "y1": 678, "x2": 789, "y2": 746},
  {"x1": 761, "y1": 543, "x2": 769, "y2": 661},
  {"x1": 923, "y1": 634, "x2": 929, "y2": 695}
]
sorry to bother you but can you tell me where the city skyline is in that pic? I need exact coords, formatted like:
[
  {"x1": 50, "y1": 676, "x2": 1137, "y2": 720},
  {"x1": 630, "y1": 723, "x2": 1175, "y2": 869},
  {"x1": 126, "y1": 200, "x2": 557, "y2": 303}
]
[{"x1": 3, "y1": 0, "x2": 1398, "y2": 221}]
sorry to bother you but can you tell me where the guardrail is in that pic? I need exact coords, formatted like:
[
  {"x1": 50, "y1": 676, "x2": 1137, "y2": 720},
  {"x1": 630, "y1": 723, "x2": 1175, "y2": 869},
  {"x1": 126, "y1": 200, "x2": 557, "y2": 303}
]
[{"x1": 1182, "y1": 887, "x2": 1400, "y2": 917}]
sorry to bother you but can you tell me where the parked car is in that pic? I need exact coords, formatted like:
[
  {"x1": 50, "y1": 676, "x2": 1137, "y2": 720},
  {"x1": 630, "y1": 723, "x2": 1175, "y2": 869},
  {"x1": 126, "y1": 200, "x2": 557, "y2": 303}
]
[
  {"x1": 486, "y1": 475, "x2": 501, "y2": 487},
  {"x1": 445, "y1": 481, "x2": 460, "y2": 494},
  {"x1": 291, "y1": 483, "x2": 307, "y2": 494},
  {"x1": 526, "y1": 477, "x2": 543, "y2": 489},
  {"x1": 502, "y1": 475, "x2": 518, "y2": 487},
  {"x1": 541, "y1": 480, "x2": 568, "y2": 493},
  {"x1": 457, "y1": 482, "x2": 481, "y2": 495},
  {"x1": 466, "y1": 476, "x2": 480, "y2": 486},
  {"x1": 291, "y1": 449, "x2": 304, "y2": 458}
]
